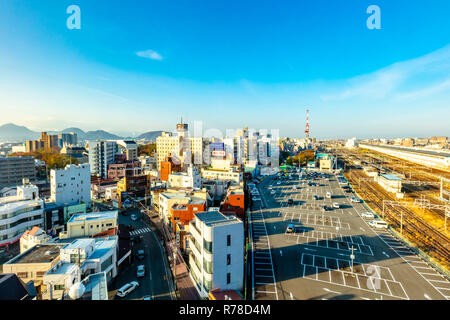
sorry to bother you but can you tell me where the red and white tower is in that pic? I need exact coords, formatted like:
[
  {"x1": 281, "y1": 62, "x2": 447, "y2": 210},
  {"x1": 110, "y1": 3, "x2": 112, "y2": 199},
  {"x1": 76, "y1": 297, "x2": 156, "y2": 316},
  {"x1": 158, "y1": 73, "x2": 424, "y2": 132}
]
[{"x1": 305, "y1": 109, "x2": 310, "y2": 139}]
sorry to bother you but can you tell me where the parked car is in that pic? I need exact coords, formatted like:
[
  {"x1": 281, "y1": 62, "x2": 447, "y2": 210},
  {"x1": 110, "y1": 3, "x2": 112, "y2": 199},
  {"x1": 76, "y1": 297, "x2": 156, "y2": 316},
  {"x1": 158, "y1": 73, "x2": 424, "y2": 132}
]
[
  {"x1": 116, "y1": 281, "x2": 139, "y2": 298},
  {"x1": 361, "y1": 212, "x2": 375, "y2": 218},
  {"x1": 270, "y1": 190, "x2": 276, "y2": 195},
  {"x1": 137, "y1": 249, "x2": 145, "y2": 260},
  {"x1": 142, "y1": 295, "x2": 152, "y2": 300},
  {"x1": 131, "y1": 214, "x2": 138, "y2": 221},
  {"x1": 286, "y1": 224, "x2": 295, "y2": 233},
  {"x1": 332, "y1": 202, "x2": 340, "y2": 209},
  {"x1": 137, "y1": 265, "x2": 145, "y2": 278},
  {"x1": 326, "y1": 192, "x2": 331, "y2": 199},
  {"x1": 350, "y1": 197, "x2": 361, "y2": 203},
  {"x1": 369, "y1": 220, "x2": 388, "y2": 229},
  {"x1": 287, "y1": 198, "x2": 294, "y2": 205}
]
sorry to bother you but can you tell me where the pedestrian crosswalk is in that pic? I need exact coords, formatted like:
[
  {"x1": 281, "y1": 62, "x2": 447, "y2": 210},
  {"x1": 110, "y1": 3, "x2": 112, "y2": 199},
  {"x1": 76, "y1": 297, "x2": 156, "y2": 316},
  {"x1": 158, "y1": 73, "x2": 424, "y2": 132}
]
[{"x1": 130, "y1": 227, "x2": 151, "y2": 236}]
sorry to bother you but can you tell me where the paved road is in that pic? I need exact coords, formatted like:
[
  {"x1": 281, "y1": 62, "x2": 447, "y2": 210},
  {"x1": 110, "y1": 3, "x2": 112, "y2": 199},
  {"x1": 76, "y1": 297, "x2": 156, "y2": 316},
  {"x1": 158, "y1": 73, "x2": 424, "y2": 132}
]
[
  {"x1": 250, "y1": 170, "x2": 450, "y2": 300},
  {"x1": 109, "y1": 208, "x2": 175, "y2": 300}
]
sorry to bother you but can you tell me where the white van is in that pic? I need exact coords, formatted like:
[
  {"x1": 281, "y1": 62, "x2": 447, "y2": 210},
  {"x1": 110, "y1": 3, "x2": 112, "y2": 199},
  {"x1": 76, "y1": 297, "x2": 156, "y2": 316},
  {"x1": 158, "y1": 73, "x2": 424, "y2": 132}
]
[
  {"x1": 326, "y1": 192, "x2": 331, "y2": 199},
  {"x1": 117, "y1": 281, "x2": 139, "y2": 297},
  {"x1": 369, "y1": 220, "x2": 388, "y2": 229}
]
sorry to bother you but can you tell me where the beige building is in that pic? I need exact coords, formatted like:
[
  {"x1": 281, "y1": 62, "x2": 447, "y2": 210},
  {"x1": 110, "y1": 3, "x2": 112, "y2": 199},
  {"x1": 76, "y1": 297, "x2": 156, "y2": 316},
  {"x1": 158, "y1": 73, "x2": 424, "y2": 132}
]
[
  {"x1": 2, "y1": 244, "x2": 64, "y2": 294},
  {"x1": 156, "y1": 123, "x2": 204, "y2": 170},
  {"x1": 59, "y1": 211, "x2": 118, "y2": 239},
  {"x1": 377, "y1": 174, "x2": 403, "y2": 193},
  {"x1": 20, "y1": 226, "x2": 51, "y2": 254}
]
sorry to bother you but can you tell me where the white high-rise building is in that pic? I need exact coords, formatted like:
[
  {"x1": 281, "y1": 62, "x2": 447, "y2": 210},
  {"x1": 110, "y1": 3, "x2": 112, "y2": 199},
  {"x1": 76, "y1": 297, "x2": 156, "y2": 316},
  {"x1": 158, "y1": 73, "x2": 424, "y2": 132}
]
[
  {"x1": 0, "y1": 184, "x2": 44, "y2": 246},
  {"x1": 223, "y1": 136, "x2": 244, "y2": 165},
  {"x1": 88, "y1": 140, "x2": 118, "y2": 178},
  {"x1": 189, "y1": 211, "x2": 244, "y2": 298},
  {"x1": 50, "y1": 164, "x2": 91, "y2": 205}
]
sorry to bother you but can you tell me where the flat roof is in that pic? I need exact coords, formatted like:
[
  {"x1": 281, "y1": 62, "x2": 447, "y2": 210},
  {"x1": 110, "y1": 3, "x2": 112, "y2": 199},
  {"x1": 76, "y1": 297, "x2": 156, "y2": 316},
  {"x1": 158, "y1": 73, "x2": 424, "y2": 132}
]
[
  {"x1": 381, "y1": 174, "x2": 402, "y2": 181},
  {"x1": 68, "y1": 211, "x2": 118, "y2": 223},
  {"x1": 63, "y1": 238, "x2": 95, "y2": 250},
  {"x1": 6, "y1": 244, "x2": 62, "y2": 264},
  {"x1": 87, "y1": 238, "x2": 117, "y2": 260},
  {"x1": 195, "y1": 211, "x2": 241, "y2": 226},
  {"x1": 46, "y1": 262, "x2": 78, "y2": 275}
]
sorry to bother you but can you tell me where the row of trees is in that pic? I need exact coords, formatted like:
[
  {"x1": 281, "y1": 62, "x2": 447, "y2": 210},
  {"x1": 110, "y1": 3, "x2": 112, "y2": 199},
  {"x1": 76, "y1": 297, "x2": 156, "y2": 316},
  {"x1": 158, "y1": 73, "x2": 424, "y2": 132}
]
[
  {"x1": 138, "y1": 143, "x2": 156, "y2": 156},
  {"x1": 9, "y1": 150, "x2": 79, "y2": 169},
  {"x1": 285, "y1": 149, "x2": 315, "y2": 167}
]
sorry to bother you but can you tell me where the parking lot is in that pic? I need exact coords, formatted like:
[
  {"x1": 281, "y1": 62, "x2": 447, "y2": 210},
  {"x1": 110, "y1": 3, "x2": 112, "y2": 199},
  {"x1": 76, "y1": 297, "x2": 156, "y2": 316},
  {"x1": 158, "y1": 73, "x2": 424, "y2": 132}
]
[{"x1": 249, "y1": 168, "x2": 450, "y2": 300}]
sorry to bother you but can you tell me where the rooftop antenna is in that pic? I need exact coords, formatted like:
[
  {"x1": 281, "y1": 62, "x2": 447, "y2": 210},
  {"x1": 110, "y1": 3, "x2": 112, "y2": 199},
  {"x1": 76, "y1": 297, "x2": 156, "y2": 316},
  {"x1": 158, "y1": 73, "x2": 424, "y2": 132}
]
[{"x1": 305, "y1": 109, "x2": 310, "y2": 139}]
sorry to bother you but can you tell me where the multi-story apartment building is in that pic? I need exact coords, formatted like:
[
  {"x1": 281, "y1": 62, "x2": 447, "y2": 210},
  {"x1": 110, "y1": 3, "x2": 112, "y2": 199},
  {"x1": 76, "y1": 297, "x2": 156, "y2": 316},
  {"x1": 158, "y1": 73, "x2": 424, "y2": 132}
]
[
  {"x1": 189, "y1": 211, "x2": 244, "y2": 298},
  {"x1": 50, "y1": 164, "x2": 91, "y2": 205},
  {"x1": 0, "y1": 184, "x2": 44, "y2": 246},
  {"x1": 201, "y1": 159, "x2": 243, "y2": 186},
  {"x1": 168, "y1": 165, "x2": 201, "y2": 189},
  {"x1": 156, "y1": 123, "x2": 204, "y2": 170},
  {"x1": 40, "y1": 132, "x2": 59, "y2": 151},
  {"x1": 117, "y1": 140, "x2": 138, "y2": 161},
  {"x1": 0, "y1": 156, "x2": 36, "y2": 188},
  {"x1": 58, "y1": 132, "x2": 78, "y2": 148},
  {"x1": 88, "y1": 140, "x2": 118, "y2": 179},
  {"x1": 59, "y1": 211, "x2": 118, "y2": 239}
]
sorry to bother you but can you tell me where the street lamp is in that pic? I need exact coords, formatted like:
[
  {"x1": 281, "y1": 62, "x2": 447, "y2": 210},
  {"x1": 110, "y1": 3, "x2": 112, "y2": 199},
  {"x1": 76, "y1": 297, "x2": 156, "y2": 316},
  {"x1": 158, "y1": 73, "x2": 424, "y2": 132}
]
[{"x1": 350, "y1": 246, "x2": 355, "y2": 273}]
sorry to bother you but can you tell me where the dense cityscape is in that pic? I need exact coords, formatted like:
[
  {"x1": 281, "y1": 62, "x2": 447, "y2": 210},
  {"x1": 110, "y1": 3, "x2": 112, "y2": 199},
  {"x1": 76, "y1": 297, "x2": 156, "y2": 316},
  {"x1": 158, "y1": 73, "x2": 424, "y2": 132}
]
[
  {"x1": 0, "y1": 118, "x2": 449, "y2": 301},
  {"x1": 0, "y1": 1, "x2": 449, "y2": 308}
]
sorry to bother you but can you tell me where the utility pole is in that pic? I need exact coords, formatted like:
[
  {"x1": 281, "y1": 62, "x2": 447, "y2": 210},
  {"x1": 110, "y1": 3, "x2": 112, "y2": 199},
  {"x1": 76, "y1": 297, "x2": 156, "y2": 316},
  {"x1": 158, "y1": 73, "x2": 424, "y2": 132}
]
[
  {"x1": 400, "y1": 213, "x2": 403, "y2": 234},
  {"x1": 350, "y1": 246, "x2": 355, "y2": 273}
]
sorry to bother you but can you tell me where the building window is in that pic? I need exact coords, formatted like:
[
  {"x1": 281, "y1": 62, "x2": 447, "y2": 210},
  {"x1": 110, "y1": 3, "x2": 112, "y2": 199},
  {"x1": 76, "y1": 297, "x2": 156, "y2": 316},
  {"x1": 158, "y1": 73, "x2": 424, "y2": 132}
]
[
  {"x1": 227, "y1": 254, "x2": 231, "y2": 265},
  {"x1": 227, "y1": 273, "x2": 231, "y2": 284},
  {"x1": 203, "y1": 239, "x2": 213, "y2": 253},
  {"x1": 227, "y1": 235, "x2": 231, "y2": 246}
]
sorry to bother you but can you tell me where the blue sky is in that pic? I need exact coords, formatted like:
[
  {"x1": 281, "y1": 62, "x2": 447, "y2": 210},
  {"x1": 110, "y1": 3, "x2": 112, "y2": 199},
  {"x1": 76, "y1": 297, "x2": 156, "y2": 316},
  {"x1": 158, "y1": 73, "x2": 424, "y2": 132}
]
[{"x1": 0, "y1": 0, "x2": 449, "y2": 139}]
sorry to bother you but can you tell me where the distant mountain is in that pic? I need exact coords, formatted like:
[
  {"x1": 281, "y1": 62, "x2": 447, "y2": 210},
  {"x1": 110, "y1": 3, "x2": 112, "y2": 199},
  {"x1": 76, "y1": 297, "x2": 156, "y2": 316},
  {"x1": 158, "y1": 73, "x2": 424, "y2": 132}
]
[
  {"x1": 84, "y1": 130, "x2": 122, "y2": 141},
  {"x1": 0, "y1": 123, "x2": 39, "y2": 141},
  {"x1": 136, "y1": 131, "x2": 164, "y2": 142},
  {"x1": 62, "y1": 127, "x2": 87, "y2": 138},
  {"x1": 0, "y1": 123, "x2": 164, "y2": 142}
]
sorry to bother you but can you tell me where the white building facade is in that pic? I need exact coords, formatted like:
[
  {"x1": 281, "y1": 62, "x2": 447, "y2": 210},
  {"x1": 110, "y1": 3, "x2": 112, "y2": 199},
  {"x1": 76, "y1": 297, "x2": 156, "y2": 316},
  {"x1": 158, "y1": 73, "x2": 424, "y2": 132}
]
[
  {"x1": 88, "y1": 140, "x2": 118, "y2": 179},
  {"x1": 50, "y1": 164, "x2": 91, "y2": 205},
  {"x1": 189, "y1": 211, "x2": 244, "y2": 298},
  {"x1": 0, "y1": 184, "x2": 44, "y2": 246}
]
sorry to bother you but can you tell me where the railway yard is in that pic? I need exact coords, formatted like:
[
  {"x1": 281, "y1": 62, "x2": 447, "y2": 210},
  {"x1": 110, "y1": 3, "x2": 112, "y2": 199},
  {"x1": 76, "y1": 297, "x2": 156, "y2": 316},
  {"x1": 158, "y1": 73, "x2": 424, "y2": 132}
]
[{"x1": 333, "y1": 147, "x2": 450, "y2": 271}]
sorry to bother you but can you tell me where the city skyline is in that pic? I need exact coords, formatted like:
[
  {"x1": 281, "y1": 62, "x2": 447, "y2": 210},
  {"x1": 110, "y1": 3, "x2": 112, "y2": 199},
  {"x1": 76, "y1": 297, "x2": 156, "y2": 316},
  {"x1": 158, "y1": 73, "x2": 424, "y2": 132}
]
[{"x1": 1, "y1": 1, "x2": 450, "y2": 139}]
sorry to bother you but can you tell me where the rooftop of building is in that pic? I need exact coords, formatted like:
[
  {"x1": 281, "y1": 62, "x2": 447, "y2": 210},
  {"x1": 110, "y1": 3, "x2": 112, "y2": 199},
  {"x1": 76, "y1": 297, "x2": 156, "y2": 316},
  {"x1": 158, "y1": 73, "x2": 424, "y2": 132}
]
[
  {"x1": 21, "y1": 226, "x2": 42, "y2": 239},
  {"x1": 68, "y1": 211, "x2": 118, "y2": 223},
  {"x1": 0, "y1": 197, "x2": 43, "y2": 211},
  {"x1": 194, "y1": 211, "x2": 241, "y2": 226},
  {"x1": 380, "y1": 174, "x2": 402, "y2": 181},
  {"x1": 87, "y1": 237, "x2": 117, "y2": 260},
  {"x1": 46, "y1": 261, "x2": 78, "y2": 275},
  {"x1": 63, "y1": 238, "x2": 95, "y2": 250},
  {"x1": 5, "y1": 244, "x2": 62, "y2": 265},
  {"x1": 172, "y1": 197, "x2": 206, "y2": 210}
]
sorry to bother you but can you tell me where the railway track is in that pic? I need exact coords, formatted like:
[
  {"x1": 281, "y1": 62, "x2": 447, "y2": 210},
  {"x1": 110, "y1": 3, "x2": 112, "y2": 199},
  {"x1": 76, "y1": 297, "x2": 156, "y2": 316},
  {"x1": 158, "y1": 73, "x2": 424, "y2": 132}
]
[{"x1": 345, "y1": 168, "x2": 450, "y2": 270}]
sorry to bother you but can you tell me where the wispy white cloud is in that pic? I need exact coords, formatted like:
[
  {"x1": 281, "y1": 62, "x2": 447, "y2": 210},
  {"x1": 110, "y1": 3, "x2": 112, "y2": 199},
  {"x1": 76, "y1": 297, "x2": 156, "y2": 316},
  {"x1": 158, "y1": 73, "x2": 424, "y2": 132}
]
[
  {"x1": 320, "y1": 45, "x2": 450, "y2": 102},
  {"x1": 136, "y1": 49, "x2": 163, "y2": 61}
]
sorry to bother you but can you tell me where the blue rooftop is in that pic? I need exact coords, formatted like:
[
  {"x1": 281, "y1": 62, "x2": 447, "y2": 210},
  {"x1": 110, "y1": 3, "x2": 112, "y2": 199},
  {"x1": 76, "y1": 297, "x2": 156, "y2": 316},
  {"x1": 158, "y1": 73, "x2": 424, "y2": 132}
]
[
  {"x1": 88, "y1": 238, "x2": 117, "y2": 260},
  {"x1": 63, "y1": 238, "x2": 95, "y2": 250},
  {"x1": 68, "y1": 211, "x2": 118, "y2": 223},
  {"x1": 381, "y1": 174, "x2": 402, "y2": 181}
]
